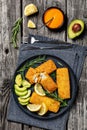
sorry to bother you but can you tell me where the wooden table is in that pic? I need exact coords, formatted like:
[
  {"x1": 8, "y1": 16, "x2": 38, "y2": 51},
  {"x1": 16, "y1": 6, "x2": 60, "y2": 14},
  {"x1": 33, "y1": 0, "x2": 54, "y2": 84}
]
[{"x1": 0, "y1": 0, "x2": 87, "y2": 130}]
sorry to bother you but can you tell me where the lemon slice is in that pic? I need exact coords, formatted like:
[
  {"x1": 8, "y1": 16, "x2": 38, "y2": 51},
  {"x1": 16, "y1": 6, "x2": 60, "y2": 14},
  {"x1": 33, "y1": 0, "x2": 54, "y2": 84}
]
[
  {"x1": 24, "y1": 3, "x2": 38, "y2": 16},
  {"x1": 27, "y1": 104, "x2": 41, "y2": 112},
  {"x1": 27, "y1": 20, "x2": 36, "y2": 28},
  {"x1": 38, "y1": 103, "x2": 48, "y2": 116},
  {"x1": 34, "y1": 83, "x2": 46, "y2": 96}
]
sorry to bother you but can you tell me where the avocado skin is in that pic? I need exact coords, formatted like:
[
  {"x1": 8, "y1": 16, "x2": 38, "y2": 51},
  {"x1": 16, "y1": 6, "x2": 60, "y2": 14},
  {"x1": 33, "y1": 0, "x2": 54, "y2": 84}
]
[{"x1": 68, "y1": 19, "x2": 84, "y2": 39}]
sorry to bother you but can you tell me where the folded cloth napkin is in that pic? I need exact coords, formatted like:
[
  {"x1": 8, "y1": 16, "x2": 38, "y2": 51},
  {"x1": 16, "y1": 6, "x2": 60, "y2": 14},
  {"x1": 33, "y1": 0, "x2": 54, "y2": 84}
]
[{"x1": 7, "y1": 34, "x2": 87, "y2": 130}]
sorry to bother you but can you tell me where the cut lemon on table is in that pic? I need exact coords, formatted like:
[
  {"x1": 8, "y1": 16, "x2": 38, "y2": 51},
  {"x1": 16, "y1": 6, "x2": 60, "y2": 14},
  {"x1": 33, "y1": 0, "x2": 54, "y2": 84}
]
[
  {"x1": 38, "y1": 103, "x2": 48, "y2": 116},
  {"x1": 34, "y1": 83, "x2": 46, "y2": 96},
  {"x1": 27, "y1": 104, "x2": 41, "y2": 112},
  {"x1": 24, "y1": 3, "x2": 38, "y2": 16},
  {"x1": 27, "y1": 20, "x2": 36, "y2": 28}
]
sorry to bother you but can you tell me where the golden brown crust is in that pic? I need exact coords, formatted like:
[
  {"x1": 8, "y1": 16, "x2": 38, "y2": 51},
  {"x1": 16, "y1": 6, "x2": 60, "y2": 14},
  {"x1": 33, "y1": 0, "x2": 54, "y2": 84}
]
[
  {"x1": 56, "y1": 68, "x2": 70, "y2": 99},
  {"x1": 25, "y1": 67, "x2": 37, "y2": 84},
  {"x1": 30, "y1": 92, "x2": 60, "y2": 113},
  {"x1": 40, "y1": 72, "x2": 57, "y2": 92},
  {"x1": 35, "y1": 60, "x2": 57, "y2": 74}
]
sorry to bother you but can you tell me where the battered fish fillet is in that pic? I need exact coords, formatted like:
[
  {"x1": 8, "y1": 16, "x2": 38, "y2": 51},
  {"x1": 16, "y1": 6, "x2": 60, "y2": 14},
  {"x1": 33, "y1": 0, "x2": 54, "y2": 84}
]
[
  {"x1": 56, "y1": 68, "x2": 70, "y2": 99},
  {"x1": 30, "y1": 92, "x2": 60, "y2": 113},
  {"x1": 35, "y1": 59, "x2": 57, "y2": 74},
  {"x1": 25, "y1": 67, "x2": 57, "y2": 92},
  {"x1": 25, "y1": 67, "x2": 39, "y2": 84},
  {"x1": 40, "y1": 72, "x2": 57, "y2": 92}
]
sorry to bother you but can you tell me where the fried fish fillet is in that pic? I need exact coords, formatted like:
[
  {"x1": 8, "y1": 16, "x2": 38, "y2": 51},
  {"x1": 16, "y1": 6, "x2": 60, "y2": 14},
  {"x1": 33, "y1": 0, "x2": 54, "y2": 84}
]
[
  {"x1": 35, "y1": 59, "x2": 57, "y2": 74},
  {"x1": 25, "y1": 67, "x2": 57, "y2": 92},
  {"x1": 25, "y1": 67, "x2": 39, "y2": 84},
  {"x1": 30, "y1": 92, "x2": 60, "y2": 113},
  {"x1": 40, "y1": 72, "x2": 57, "y2": 92},
  {"x1": 56, "y1": 68, "x2": 70, "y2": 99}
]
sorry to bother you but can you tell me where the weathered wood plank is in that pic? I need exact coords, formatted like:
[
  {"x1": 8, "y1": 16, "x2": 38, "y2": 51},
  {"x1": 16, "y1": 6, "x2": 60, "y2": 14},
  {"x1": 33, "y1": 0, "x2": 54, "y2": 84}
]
[
  {"x1": 67, "y1": 0, "x2": 87, "y2": 130},
  {"x1": 0, "y1": 0, "x2": 22, "y2": 130},
  {"x1": 0, "y1": 0, "x2": 87, "y2": 130}
]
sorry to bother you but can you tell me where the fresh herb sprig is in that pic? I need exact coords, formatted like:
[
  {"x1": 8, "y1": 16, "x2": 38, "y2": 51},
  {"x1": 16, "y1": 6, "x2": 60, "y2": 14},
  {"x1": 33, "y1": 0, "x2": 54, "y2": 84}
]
[
  {"x1": 45, "y1": 90, "x2": 68, "y2": 107},
  {"x1": 11, "y1": 17, "x2": 23, "y2": 48},
  {"x1": 18, "y1": 55, "x2": 46, "y2": 73}
]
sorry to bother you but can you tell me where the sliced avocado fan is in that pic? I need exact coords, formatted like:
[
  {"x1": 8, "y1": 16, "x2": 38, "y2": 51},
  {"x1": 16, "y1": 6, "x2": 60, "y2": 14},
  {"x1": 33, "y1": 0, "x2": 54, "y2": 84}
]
[{"x1": 68, "y1": 19, "x2": 84, "y2": 39}]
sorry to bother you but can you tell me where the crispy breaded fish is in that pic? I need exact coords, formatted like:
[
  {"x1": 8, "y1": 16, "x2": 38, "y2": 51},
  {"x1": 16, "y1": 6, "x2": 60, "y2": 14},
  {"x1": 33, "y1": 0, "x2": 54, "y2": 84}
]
[
  {"x1": 25, "y1": 67, "x2": 39, "y2": 84},
  {"x1": 26, "y1": 67, "x2": 57, "y2": 92},
  {"x1": 56, "y1": 68, "x2": 70, "y2": 99},
  {"x1": 30, "y1": 92, "x2": 60, "y2": 113},
  {"x1": 40, "y1": 72, "x2": 57, "y2": 92},
  {"x1": 35, "y1": 59, "x2": 57, "y2": 74}
]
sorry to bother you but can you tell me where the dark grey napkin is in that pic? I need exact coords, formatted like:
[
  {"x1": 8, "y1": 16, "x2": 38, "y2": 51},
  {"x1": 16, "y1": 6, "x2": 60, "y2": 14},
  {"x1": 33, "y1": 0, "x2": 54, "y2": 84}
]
[{"x1": 7, "y1": 34, "x2": 87, "y2": 130}]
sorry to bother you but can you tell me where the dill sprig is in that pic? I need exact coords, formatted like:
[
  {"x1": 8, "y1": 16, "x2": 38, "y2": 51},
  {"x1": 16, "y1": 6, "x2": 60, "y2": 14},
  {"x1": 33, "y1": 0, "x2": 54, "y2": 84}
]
[
  {"x1": 11, "y1": 17, "x2": 23, "y2": 48},
  {"x1": 45, "y1": 90, "x2": 68, "y2": 107},
  {"x1": 17, "y1": 55, "x2": 46, "y2": 73}
]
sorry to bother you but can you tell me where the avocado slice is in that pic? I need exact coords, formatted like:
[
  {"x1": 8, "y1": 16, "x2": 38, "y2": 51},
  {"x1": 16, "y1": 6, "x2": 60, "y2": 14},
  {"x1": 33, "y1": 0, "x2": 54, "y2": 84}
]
[
  {"x1": 18, "y1": 97, "x2": 30, "y2": 103},
  {"x1": 19, "y1": 90, "x2": 31, "y2": 99},
  {"x1": 22, "y1": 80, "x2": 31, "y2": 88},
  {"x1": 19, "y1": 101, "x2": 29, "y2": 106},
  {"x1": 15, "y1": 74, "x2": 22, "y2": 86},
  {"x1": 14, "y1": 84, "x2": 27, "y2": 92},
  {"x1": 15, "y1": 89, "x2": 28, "y2": 96},
  {"x1": 68, "y1": 19, "x2": 84, "y2": 39}
]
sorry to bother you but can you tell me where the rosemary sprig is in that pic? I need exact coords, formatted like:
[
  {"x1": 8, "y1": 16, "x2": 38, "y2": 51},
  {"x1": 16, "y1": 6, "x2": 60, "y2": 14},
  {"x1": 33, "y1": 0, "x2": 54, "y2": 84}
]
[
  {"x1": 11, "y1": 17, "x2": 23, "y2": 48},
  {"x1": 17, "y1": 55, "x2": 46, "y2": 73},
  {"x1": 45, "y1": 90, "x2": 68, "y2": 107}
]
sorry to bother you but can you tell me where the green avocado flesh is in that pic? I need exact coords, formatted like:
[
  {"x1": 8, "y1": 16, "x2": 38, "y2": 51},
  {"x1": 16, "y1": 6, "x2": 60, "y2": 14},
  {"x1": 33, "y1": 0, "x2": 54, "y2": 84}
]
[
  {"x1": 15, "y1": 74, "x2": 22, "y2": 86},
  {"x1": 19, "y1": 90, "x2": 31, "y2": 99},
  {"x1": 68, "y1": 19, "x2": 84, "y2": 39},
  {"x1": 18, "y1": 97, "x2": 30, "y2": 103},
  {"x1": 19, "y1": 101, "x2": 29, "y2": 105},
  {"x1": 15, "y1": 89, "x2": 28, "y2": 96},
  {"x1": 22, "y1": 80, "x2": 31, "y2": 88},
  {"x1": 14, "y1": 84, "x2": 27, "y2": 92}
]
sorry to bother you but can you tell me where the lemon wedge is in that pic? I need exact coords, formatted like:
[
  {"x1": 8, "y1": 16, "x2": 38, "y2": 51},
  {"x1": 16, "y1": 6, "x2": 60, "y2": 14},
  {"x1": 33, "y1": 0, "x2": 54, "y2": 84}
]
[
  {"x1": 38, "y1": 103, "x2": 48, "y2": 116},
  {"x1": 27, "y1": 104, "x2": 41, "y2": 112},
  {"x1": 27, "y1": 20, "x2": 36, "y2": 28},
  {"x1": 34, "y1": 83, "x2": 46, "y2": 96},
  {"x1": 24, "y1": 3, "x2": 38, "y2": 16}
]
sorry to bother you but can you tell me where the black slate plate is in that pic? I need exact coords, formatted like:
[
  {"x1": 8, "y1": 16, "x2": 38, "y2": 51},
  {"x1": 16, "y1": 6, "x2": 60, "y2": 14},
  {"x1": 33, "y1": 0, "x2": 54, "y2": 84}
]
[{"x1": 12, "y1": 54, "x2": 78, "y2": 120}]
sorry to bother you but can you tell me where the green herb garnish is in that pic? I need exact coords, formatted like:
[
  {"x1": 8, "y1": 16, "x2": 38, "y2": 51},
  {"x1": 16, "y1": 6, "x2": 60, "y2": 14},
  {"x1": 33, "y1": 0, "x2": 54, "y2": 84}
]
[
  {"x1": 18, "y1": 55, "x2": 46, "y2": 73},
  {"x1": 11, "y1": 17, "x2": 23, "y2": 48},
  {"x1": 50, "y1": 71, "x2": 56, "y2": 81},
  {"x1": 57, "y1": 61, "x2": 63, "y2": 66},
  {"x1": 45, "y1": 90, "x2": 68, "y2": 107}
]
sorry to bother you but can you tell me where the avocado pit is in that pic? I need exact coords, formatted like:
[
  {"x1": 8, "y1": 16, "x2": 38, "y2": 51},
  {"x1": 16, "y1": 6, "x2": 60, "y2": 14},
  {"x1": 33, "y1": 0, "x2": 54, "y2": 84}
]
[
  {"x1": 72, "y1": 23, "x2": 81, "y2": 33},
  {"x1": 68, "y1": 19, "x2": 84, "y2": 39}
]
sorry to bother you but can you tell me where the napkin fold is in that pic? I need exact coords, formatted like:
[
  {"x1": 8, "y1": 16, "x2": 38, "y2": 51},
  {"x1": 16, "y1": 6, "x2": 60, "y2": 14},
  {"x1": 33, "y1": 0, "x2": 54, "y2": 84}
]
[{"x1": 7, "y1": 34, "x2": 87, "y2": 130}]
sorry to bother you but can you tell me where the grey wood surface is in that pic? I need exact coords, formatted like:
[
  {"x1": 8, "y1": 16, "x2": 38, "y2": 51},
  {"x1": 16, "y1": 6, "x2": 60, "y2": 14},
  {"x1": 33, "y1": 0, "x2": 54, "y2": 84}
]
[{"x1": 0, "y1": 0, "x2": 87, "y2": 130}]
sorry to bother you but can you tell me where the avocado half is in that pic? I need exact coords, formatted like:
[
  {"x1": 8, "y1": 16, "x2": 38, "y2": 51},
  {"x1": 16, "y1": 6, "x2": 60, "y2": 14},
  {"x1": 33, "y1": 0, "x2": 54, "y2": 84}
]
[{"x1": 68, "y1": 19, "x2": 84, "y2": 39}]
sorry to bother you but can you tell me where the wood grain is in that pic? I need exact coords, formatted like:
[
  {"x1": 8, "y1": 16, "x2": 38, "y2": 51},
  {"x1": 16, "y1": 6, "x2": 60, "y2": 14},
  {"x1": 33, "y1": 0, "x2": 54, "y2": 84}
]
[
  {"x1": 0, "y1": 0, "x2": 87, "y2": 130},
  {"x1": 67, "y1": 0, "x2": 87, "y2": 130},
  {"x1": 0, "y1": 0, "x2": 22, "y2": 130}
]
